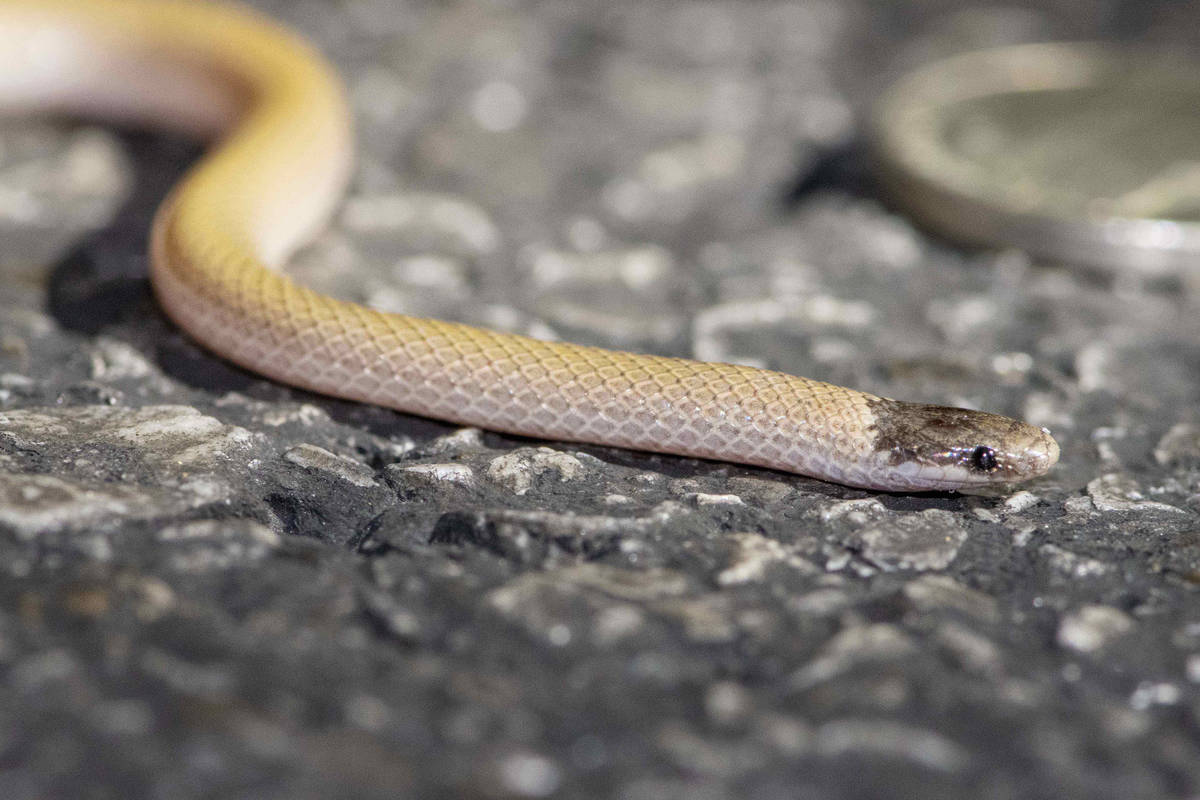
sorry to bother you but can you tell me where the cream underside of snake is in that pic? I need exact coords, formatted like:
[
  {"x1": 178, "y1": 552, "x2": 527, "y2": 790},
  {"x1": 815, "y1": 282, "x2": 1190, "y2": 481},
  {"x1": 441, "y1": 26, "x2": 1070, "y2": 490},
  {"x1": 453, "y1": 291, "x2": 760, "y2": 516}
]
[{"x1": 0, "y1": 0, "x2": 1059, "y2": 491}]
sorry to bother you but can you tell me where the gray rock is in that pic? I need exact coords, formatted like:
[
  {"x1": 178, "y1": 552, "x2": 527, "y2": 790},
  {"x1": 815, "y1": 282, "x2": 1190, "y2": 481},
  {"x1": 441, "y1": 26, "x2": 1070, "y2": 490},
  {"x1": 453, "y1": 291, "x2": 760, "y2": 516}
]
[
  {"x1": 1057, "y1": 605, "x2": 1134, "y2": 654},
  {"x1": 857, "y1": 509, "x2": 969, "y2": 572}
]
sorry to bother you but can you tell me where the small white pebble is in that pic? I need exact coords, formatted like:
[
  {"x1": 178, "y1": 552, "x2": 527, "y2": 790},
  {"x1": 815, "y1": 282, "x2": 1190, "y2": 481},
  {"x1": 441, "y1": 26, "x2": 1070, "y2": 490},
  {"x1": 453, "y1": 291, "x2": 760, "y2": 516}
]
[
  {"x1": 692, "y1": 493, "x2": 743, "y2": 506},
  {"x1": 1057, "y1": 605, "x2": 1133, "y2": 653},
  {"x1": 705, "y1": 681, "x2": 752, "y2": 726},
  {"x1": 499, "y1": 752, "x2": 562, "y2": 797},
  {"x1": 547, "y1": 624, "x2": 572, "y2": 647},
  {"x1": 471, "y1": 81, "x2": 527, "y2": 132},
  {"x1": 345, "y1": 694, "x2": 392, "y2": 732},
  {"x1": 1003, "y1": 491, "x2": 1040, "y2": 514},
  {"x1": 400, "y1": 463, "x2": 475, "y2": 486},
  {"x1": 1130, "y1": 681, "x2": 1180, "y2": 710}
]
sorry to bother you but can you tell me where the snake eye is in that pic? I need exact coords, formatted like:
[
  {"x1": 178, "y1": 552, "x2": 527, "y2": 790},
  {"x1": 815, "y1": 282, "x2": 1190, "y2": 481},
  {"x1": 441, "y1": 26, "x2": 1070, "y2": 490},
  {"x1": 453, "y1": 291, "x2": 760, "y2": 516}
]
[{"x1": 970, "y1": 445, "x2": 998, "y2": 472}]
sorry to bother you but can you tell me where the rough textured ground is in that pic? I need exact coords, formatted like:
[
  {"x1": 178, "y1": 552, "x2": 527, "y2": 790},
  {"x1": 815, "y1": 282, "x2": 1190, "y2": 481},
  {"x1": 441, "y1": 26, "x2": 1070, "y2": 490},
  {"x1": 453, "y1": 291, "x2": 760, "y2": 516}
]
[{"x1": 3, "y1": 0, "x2": 1200, "y2": 798}]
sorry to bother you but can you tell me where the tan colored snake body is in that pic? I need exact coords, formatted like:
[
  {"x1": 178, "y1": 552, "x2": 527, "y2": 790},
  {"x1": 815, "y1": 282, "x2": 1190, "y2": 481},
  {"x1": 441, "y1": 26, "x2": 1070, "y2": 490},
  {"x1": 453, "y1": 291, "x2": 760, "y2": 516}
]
[{"x1": 1, "y1": 0, "x2": 1059, "y2": 491}]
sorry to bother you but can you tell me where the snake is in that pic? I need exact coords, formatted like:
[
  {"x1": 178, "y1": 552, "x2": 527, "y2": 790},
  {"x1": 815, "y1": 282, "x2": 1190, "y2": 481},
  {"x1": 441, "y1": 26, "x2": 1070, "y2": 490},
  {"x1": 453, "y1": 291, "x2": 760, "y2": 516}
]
[{"x1": 0, "y1": 0, "x2": 1059, "y2": 492}]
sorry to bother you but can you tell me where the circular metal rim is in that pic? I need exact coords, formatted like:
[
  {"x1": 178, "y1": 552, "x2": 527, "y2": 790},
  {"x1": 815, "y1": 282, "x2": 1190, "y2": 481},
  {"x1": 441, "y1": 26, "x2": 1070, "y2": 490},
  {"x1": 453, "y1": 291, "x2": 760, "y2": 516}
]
[{"x1": 871, "y1": 42, "x2": 1200, "y2": 274}]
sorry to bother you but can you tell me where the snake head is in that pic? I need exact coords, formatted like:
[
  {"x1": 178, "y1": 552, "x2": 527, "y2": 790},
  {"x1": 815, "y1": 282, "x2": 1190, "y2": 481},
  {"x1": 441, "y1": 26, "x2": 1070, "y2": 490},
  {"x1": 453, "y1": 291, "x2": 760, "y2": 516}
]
[{"x1": 866, "y1": 400, "x2": 1060, "y2": 491}]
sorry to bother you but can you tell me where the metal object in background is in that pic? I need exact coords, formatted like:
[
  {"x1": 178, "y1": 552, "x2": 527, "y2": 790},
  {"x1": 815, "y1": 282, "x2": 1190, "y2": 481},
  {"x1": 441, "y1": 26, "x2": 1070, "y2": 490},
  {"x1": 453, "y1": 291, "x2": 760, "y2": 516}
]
[{"x1": 872, "y1": 42, "x2": 1200, "y2": 273}]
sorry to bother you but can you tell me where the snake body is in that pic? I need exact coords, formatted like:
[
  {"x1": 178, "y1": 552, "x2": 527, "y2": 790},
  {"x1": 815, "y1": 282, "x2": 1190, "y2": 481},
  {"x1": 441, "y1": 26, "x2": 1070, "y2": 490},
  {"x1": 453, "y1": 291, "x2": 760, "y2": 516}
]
[{"x1": 1, "y1": 0, "x2": 1059, "y2": 491}]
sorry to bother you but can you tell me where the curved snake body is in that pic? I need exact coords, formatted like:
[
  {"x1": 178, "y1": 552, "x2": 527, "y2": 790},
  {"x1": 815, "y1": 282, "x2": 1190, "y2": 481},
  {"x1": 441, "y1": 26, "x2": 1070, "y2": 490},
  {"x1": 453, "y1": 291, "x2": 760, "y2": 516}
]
[{"x1": 0, "y1": 0, "x2": 1059, "y2": 491}]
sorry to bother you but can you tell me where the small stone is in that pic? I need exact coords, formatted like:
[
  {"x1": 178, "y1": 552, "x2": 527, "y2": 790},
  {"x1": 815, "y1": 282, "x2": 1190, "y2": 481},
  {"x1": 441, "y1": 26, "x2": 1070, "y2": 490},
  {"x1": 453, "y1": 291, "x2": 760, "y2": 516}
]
[
  {"x1": 1085, "y1": 474, "x2": 1185, "y2": 515},
  {"x1": 284, "y1": 443, "x2": 377, "y2": 488},
  {"x1": 0, "y1": 474, "x2": 138, "y2": 539},
  {"x1": 91, "y1": 699, "x2": 155, "y2": 736},
  {"x1": 1057, "y1": 605, "x2": 1134, "y2": 653},
  {"x1": 655, "y1": 595, "x2": 737, "y2": 643},
  {"x1": 497, "y1": 751, "x2": 562, "y2": 797},
  {"x1": 935, "y1": 622, "x2": 1001, "y2": 675},
  {"x1": 1040, "y1": 545, "x2": 1113, "y2": 579},
  {"x1": 902, "y1": 574, "x2": 998, "y2": 623},
  {"x1": 725, "y1": 476, "x2": 793, "y2": 504},
  {"x1": 395, "y1": 463, "x2": 475, "y2": 486},
  {"x1": 820, "y1": 498, "x2": 888, "y2": 524},
  {"x1": 345, "y1": 694, "x2": 393, "y2": 732},
  {"x1": 1129, "y1": 681, "x2": 1181, "y2": 710},
  {"x1": 1002, "y1": 491, "x2": 1041, "y2": 514},
  {"x1": 592, "y1": 605, "x2": 646, "y2": 645},
  {"x1": 1154, "y1": 423, "x2": 1200, "y2": 467},
  {"x1": 655, "y1": 720, "x2": 767, "y2": 777},
  {"x1": 704, "y1": 681, "x2": 753, "y2": 727},
  {"x1": 815, "y1": 719, "x2": 968, "y2": 772},
  {"x1": 716, "y1": 532, "x2": 817, "y2": 586},
  {"x1": 0, "y1": 405, "x2": 259, "y2": 470},
  {"x1": 89, "y1": 337, "x2": 156, "y2": 380},
  {"x1": 340, "y1": 192, "x2": 499, "y2": 255},
  {"x1": 427, "y1": 427, "x2": 486, "y2": 453},
  {"x1": 486, "y1": 448, "x2": 587, "y2": 495},
  {"x1": 155, "y1": 520, "x2": 280, "y2": 572},
  {"x1": 755, "y1": 714, "x2": 813, "y2": 756},
  {"x1": 858, "y1": 509, "x2": 968, "y2": 572},
  {"x1": 790, "y1": 624, "x2": 916, "y2": 689},
  {"x1": 690, "y1": 492, "x2": 744, "y2": 506}
]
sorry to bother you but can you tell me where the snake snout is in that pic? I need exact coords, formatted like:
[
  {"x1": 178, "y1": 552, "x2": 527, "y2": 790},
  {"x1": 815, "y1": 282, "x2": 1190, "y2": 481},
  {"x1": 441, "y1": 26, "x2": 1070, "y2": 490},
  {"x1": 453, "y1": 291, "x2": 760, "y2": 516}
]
[
  {"x1": 1015, "y1": 425, "x2": 1060, "y2": 478},
  {"x1": 979, "y1": 421, "x2": 1059, "y2": 486}
]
